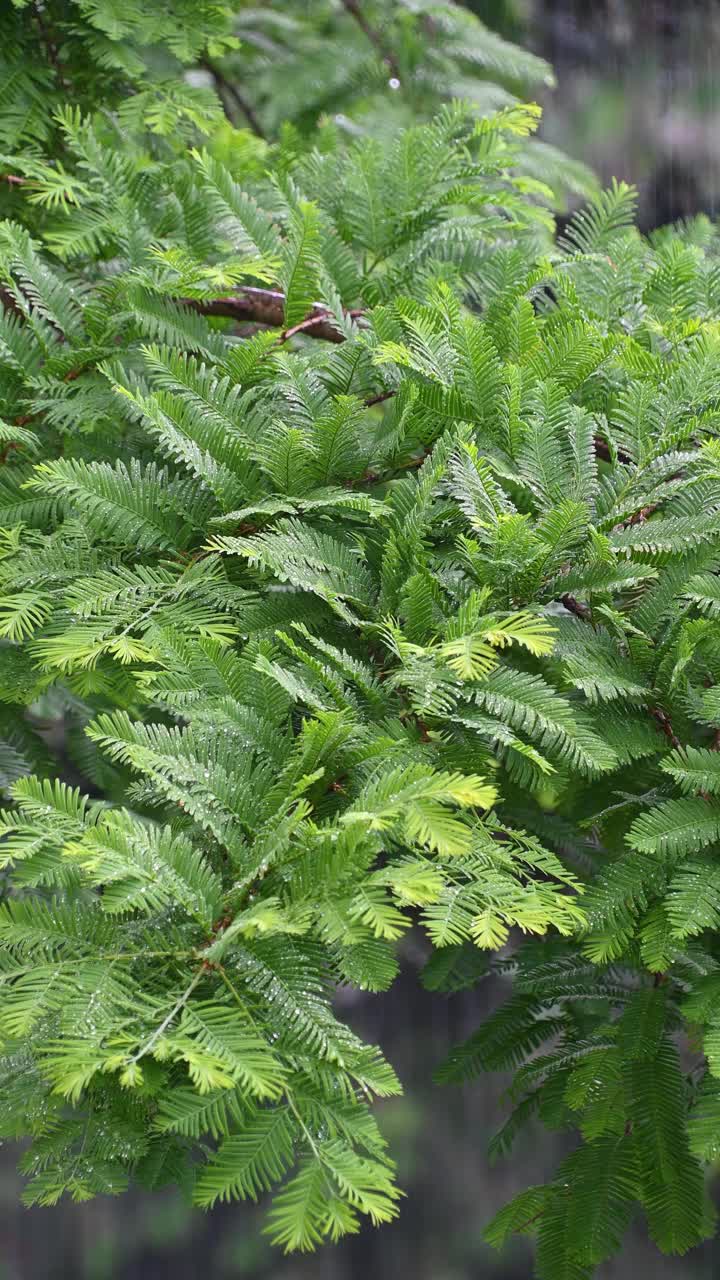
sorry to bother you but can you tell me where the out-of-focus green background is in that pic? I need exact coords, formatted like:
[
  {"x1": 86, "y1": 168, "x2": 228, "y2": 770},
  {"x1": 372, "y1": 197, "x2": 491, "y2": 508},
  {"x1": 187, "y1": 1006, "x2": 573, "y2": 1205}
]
[{"x1": 5, "y1": 4, "x2": 720, "y2": 1277}]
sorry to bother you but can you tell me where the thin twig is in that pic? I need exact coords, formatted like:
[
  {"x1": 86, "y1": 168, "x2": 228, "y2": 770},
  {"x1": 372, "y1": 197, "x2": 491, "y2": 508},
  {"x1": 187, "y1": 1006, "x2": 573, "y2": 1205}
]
[
  {"x1": 341, "y1": 0, "x2": 401, "y2": 78},
  {"x1": 200, "y1": 59, "x2": 267, "y2": 140},
  {"x1": 650, "y1": 707, "x2": 682, "y2": 752},
  {"x1": 280, "y1": 313, "x2": 339, "y2": 341},
  {"x1": 613, "y1": 502, "x2": 660, "y2": 532},
  {"x1": 281, "y1": 306, "x2": 363, "y2": 343},
  {"x1": 32, "y1": 1, "x2": 71, "y2": 94},
  {"x1": 129, "y1": 968, "x2": 204, "y2": 1064},
  {"x1": 364, "y1": 389, "x2": 396, "y2": 408},
  {"x1": 512, "y1": 1208, "x2": 545, "y2": 1233}
]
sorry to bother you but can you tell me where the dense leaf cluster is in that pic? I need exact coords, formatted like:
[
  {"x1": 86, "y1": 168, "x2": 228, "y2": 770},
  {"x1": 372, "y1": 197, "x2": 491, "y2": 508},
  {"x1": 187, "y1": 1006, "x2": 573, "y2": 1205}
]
[
  {"x1": 3, "y1": 5, "x2": 720, "y2": 1276},
  {"x1": 0, "y1": 1, "x2": 594, "y2": 204}
]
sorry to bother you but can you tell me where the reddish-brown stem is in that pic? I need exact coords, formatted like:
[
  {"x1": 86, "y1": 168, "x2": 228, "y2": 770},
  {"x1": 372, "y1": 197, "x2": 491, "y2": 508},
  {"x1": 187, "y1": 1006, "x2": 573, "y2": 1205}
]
[
  {"x1": 650, "y1": 707, "x2": 682, "y2": 752},
  {"x1": 280, "y1": 307, "x2": 363, "y2": 343},
  {"x1": 613, "y1": 502, "x2": 660, "y2": 532},
  {"x1": 32, "y1": 1, "x2": 71, "y2": 94},
  {"x1": 364, "y1": 389, "x2": 396, "y2": 408},
  {"x1": 560, "y1": 594, "x2": 592, "y2": 621}
]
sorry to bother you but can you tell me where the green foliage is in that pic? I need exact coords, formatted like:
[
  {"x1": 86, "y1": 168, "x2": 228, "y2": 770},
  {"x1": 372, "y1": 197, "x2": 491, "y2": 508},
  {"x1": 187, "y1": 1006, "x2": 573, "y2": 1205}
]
[
  {"x1": 2, "y1": 4, "x2": 720, "y2": 1275},
  {"x1": 224, "y1": 0, "x2": 594, "y2": 206},
  {"x1": 0, "y1": 0, "x2": 594, "y2": 223}
]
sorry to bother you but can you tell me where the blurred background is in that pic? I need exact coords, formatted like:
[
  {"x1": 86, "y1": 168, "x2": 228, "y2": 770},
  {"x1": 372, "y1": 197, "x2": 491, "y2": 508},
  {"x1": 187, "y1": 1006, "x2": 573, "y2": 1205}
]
[
  {"x1": 5, "y1": 2, "x2": 720, "y2": 1277},
  {"x1": 514, "y1": 0, "x2": 720, "y2": 229}
]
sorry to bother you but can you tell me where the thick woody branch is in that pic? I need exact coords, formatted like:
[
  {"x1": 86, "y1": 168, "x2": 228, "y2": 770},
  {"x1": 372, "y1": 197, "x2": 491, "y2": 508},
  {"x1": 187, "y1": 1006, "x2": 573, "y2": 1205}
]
[{"x1": 184, "y1": 286, "x2": 366, "y2": 344}]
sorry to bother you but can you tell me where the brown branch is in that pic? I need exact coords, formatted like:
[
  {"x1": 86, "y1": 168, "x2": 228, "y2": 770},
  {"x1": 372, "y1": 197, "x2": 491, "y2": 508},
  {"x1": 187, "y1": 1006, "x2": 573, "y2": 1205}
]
[
  {"x1": 281, "y1": 307, "x2": 364, "y2": 343},
  {"x1": 364, "y1": 389, "x2": 396, "y2": 408},
  {"x1": 599, "y1": 498, "x2": 664, "y2": 536},
  {"x1": 188, "y1": 286, "x2": 286, "y2": 327},
  {"x1": 0, "y1": 441, "x2": 21, "y2": 465},
  {"x1": 341, "y1": 0, "x2": 401, "y2": 78},
  {"x1": 560, "y1": 594, "x2": 592, "y2": 621},
  {"x1": 650, "y1": 707, "x2": 682, "y2": 752},
  {"x1": 32, "y1": 2, "x2": 71, "y2": 95},
  {"x1": 593, "y1": 435, "x2": 614, "y2": 463},
  {"x1": 594, "y1": 435, "x2": 634, "y2": 466},
  {"x1": 200, "y1": 59, "x2": 267, "y2": 141},
  {"x1": 613, "y1": 502, "x2": 660, "y2": 533},
  {"x1": 628, "y1": 504, "x2": 658, "y2": 525},
  {"x1": 184, "y1": 286, "x2": 366, "y2": 344},
  {"x1": 650, "y1": 707, "x2": 715, "y2": 798}
]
